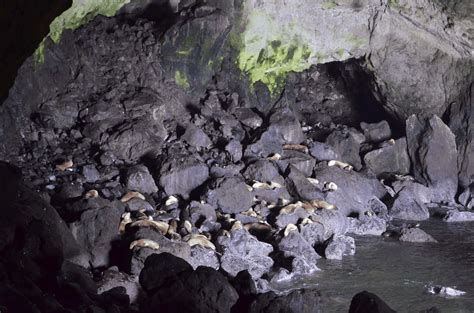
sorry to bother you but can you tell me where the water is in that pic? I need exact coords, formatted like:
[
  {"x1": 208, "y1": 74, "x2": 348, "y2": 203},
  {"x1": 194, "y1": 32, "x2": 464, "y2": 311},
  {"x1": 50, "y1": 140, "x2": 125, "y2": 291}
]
[{"x1": 314, "y1": 220, "x2": 474, "y2": 312}]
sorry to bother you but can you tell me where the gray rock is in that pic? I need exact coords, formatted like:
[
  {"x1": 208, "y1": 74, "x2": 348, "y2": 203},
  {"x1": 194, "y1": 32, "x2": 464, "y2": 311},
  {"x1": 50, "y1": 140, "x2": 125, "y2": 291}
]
[
  {"x1": 243, "y1": 160, "x2": 285, "y2": 185},
  {"x1": 444, "y1": 210, "x2": 474, "y2": 222},
  {"x1": 246, "y1": 128, "x2": 284, "y2": 157},
  {"x1": 308, "y1": 141, "x2": 339, "y2": 161},
  {"x1": 300, "y1": 222, "x2": 325, "y2": 247},
  {"x1": 276, "y1": 150, "x2": 316, "y2": 177},
  {"x1": 285, "y1": 165, "x2": 325, "y2": 201},
  {"x1": 253, "y1": 185, "x2": 291, "y2": 204},
  {"x1": 158, "y1": 155, "x2": 209, "y2": 199},
  {"x1": 312, "y1": 209, "x2": 349, "y2": 241},
  {"x1": 225, "y1": 140, "x2": 242, "y2": 162},
  {"x1": 325, "y1": 235, "x2": 355, "y2": 260},
  {"x1": 188, "y1": 245, "x2": 220, "y2": 270},
  {"x1": 458, "y1": 186, "x2": 472, "y2": 207},
  {"x1": 326, "y1": 128, "x2": 363, "y2": 170},
  {"x1": 360, "y1": 121, "x2": 392, "y2": 143},
  {"x1": 217, "y1": 229, "x2": 273, "y2": 279},
  {"x1": 278, "y1": 231, "x2": 320, "y2": 274},
  {"x1": 389, "y1": 187, "x2": 430, "y2": 221},
  {"x1": 126, "y1": 198, "x2": 154, "y2": 212},
  {"x1": 59, "y1": 181, "x2": 84, "y2": 199},
  {"x1": 268, "y1": 108, "x2": 305, "y2": 144},
  {"x1": 406, "y1": 115, "x2": 458, "y2": 203},
  {"x1": 392, "y1": 180, "x2": 432, "y2": 204},
  {"x1": 248, "y1": 289, "x2": 322, "y2": 313},
  {"x1": 275, "y1": 206, "x2": 311, "y2": 228},
  {"x1": 364, "y1": 138, "x2": 410, "y2": 176},
  {"x1": 82, "y1": 164, "x2": 100, "y2": 183},
  {"x1": 369, "y1": 197, "x2": 390, "y2": 221},
  {"x1": 181, "y1": 123, "x2": 212, "y2": 148},
  {"x1": 399, "y1": 228, "x2": 437, "y2": 243},
  {"x1": 348, "y1": 215, "x2": 387, "y2": 236},
  {"x1": 189, "y1": 201, "x2": 217, "y2": 226},
  {"x1": 97, "y1": 267, "x2": 140, "y2": 304},
  {"x1": 207, "y1": 177, "x2": 254, "y2": 214},
  {"x1": 125, "y1": 165, "x2": 158, "y2": 194},
  {"x1": 233, "y1": 108, "x2": 263, "y2": 129}
]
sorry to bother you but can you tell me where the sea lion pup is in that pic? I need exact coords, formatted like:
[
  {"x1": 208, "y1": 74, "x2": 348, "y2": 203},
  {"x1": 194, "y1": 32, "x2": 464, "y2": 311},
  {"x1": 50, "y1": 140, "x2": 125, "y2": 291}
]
[
  {"x1": 129, "y1": 239, "x2": 160, "y2": 251},
  {"x1": 244, "y1": 222, "x2": 272, "y2": 233},
  {"x1": 267, "y1": 153, "x2": 281, "y2": 161},
  {"x1": 282, "y1": 144, "x2": 309, "y2": 154},
  {"x1": 279, "y1": 201, "x2": 304, "y2": 215},
  {"x1": 120, "y1": 191, "x2": 146, "y2": 202},
  {"x1": 300, "y1": 217, "x2": 313, "y2": 225},
  {"x1": 184, "y1": 234, "x2": 216, "y2": 250},
  {"x1": 130, "y1": 219, "x2": 169, "y2": 235},
  {"x1": 165, "y1": 195, "x2": 179, "y2": 206},
  {"x1": 183, "y1": 220, "x2": 193, "y2": 234},
  {"x1": 252, "y1": 181, "x2": 283, "y2": 190},
  {"x1": 323, "y1": 182, "x2": 338, "y2": 192},
  {"x1": 56, "y1": 159, "x2": 74, "y2": 171},
  {"x1": 167, "y1": 220, "x2": 181, "y2": 240},
  {"x1": 84, "y1": 189, "x2": 99, "y2": 199},
  {"x1": 310, "y1": 200, "x2": 337, "y2": 210},
  {"x1": 231, "y1": 220, "x2": 243, "y2": 231},
  {"x1": 241, "y1": 208, "x2": 258, "y2": 217},
  {"x1": 283, "y1": 223, "x2": 298, "y2": 237},
  {"x1": 119, "y1": 212, "x2": 133, "y2": 234},
  {"x1": 328, "y1": 160, "x2": 353, "y2": 171},
  {"x1": 307, "y1": 178, "x2": 319, "y2": 186}
]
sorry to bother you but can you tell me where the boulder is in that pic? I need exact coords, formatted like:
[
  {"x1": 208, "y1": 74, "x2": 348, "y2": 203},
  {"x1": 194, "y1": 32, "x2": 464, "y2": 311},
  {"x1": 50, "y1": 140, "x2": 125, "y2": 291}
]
[
  {"x1": 364, "y1": 138, "x2": 410, "y2": 176},
  {"x1": 325, "y1": 235, "x2": 355, "y2": 260},
  {"x1": 360, "y1": 121, "x2": 392, "y2": 143},
  {"x1": 243, "y1": 160, "x2": 285, "y2": 185},
  {"x1": 268, "y1": 108, "x2": 305, "y2": 144},
  {"x1": 276, "y1": 150, "x2": 316, "y2": 177},
  {"x1": 399, "y1": 228, "x2": 438, "y2": 243},
  {"x1": 125, "y1": 165, "x2": 158, "y2": 194},
  {"x1": 325, "y1": 128, "x2": 363, "y2": 170},
  {"x1": 348, "y1": 215, "x2": 387, "y2": 236},
  {"x1": 278, "y1": 230, "x2": 320, "y2": 274},
  {"x1": 285, "y1": 166, "x2": 325, "y2": 201},
  {"x1": 444, "y1": 210, "x2": 474, "y2": 222},
  {"x1": 248, "y1": 289, "x2": 322, "y2": 313},
  {"x1": 308, "y1": 141, "x2": 339, "y2": 161},
  {"x1": 389, "y1": 187, "x2": 430, "y2": 221},
  {"x1": 181, "y1": 123, "x2": 212, "y2": 148},
  {"x1": 349, "y1": 291, "x2": 396, "y2": 313},
  {"x1": 207, "y1": 177, "x2": 254, "y2": 214}
]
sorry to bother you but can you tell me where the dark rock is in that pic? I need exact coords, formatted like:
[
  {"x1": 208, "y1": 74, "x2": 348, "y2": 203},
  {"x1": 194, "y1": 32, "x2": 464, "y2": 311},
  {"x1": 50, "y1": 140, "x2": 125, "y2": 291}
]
[
  {"x1": 125, "y1": 165, "x2": 158, "y2": 194},
  {"x1": 233, "y1": 108, "x2": 263, "y2": 129},
  {"x1": 325, "y1": 128, "x2": 363, "y2": 170},
  {"x1": 325, "y1": 235, "x2": 355, "y2": 260},
  {"x1": 275, "y1": 206, "x2": 312, "y2": 228},
  {"x1": 300, "y1": 222, "x2": 325, "y2": 246},
  {"x1": 278, "y1": 231, "x2": 320, "y2": 274},
  {"x1": 360, "y1": 121, "x2": 392, "y2": 143},
  {"x1": 391, "y1": 180, "x2": 432, "y2": 204},
  {"x1": 207, "y1": 177, "x2": 254, "y2": 214},
  {"x1": 59, "y1": 181, "x2": 84, "y2": 199},
  {"x1": 246, "y1": 128, "x2": 284, "y2": 157},
  {"x1": 158, "y1": 155, "x2": 209, "y2": 199},
  {"x1": 225, "y1": 140, "x2": 243, "y2": 162},
  {"x1": 82, "y1": 164, "x2": 100, "y2": 183},
  {"x1": 248, "y1": 289, "x2": 322, "y2": 313},
  {"x1": 189, "y1": 201, "x2": 217, "y2": 227},
  {"x1": 364, "y1": 138, "x2": 410, "y2": 176},
  {"x1": 98, "y1": 267, "x2": 140, "y2": 304},
  {"x1": 268, "y1": 108, "x2": 305, "y2": 144},
  {"x1": 244, "y1": 160, "x2": 285, "y2": 185},
  {"x1": 253, "y1": 184, "x2": 291, "y2": 204},
  {"x1": 389, "y1": 187, "x2": 430, "y2": 221},
  {"x1": 312, "y1": 209, "x2": 349, "y2": 241},
  {"x1": 276, "y1": 150, "x2": 316, "y2": 177},
  {"x1": 348, "y1": 215, "x2": 387, "y2": 236},
  {"x1": 406, "y1": 115, "x2": 458, "y2": 203},
  {"x1": 181, "y1": 123, "x2": 212, "y2": 148},
  {"x1": 369, "y1": 197, "x2": 390, "y2": 221},
  {"x1": 126, "y1": 198, "x2": 155, "y2": 212},
  {"x1": 443, "y1": 209, "x2": 474, "y2": 222},
  {"x1": 349, "y1": 291, "x2": 396, "y2": 313},
  {"x1": 217, "y1": 229, "x2": 273, "y2": 279},
  {"x1": 308, "y1": 141, "x2": 339, "y2": 161},
  {"x1": 399, "y1": 228, "x2": 437, "y2": 243},
  {"x1": 285, "y1": 166, "x2": 325, "y2": 201}
]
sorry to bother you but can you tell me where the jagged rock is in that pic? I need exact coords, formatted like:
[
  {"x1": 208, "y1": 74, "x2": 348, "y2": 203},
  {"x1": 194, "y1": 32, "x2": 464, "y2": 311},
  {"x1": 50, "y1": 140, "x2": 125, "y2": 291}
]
[
  {"x1": 389, "y1": 187, "x2": 430, "y2": 221},
  {"x1": 217, "y1": 229, "x2": 273, "y2": 279},
  {"x1": 276, "y1": 150, "x2": 316, "y2": 177},
  {"x1": 189, "y1": 201, "x2": 217, "y2": 226},
  {"x1": 308, "y1": 141, "x2": 339, "y2": 161},
  {"x1": 278, "y1": 231, "x2": 320, "y2": 274},
  {"x1": 268, "y1": 108, "x2": 305, "y2": 144},
  {"x1": 181, "y1": 123, "x2": 212, "y2": 148},
  {"x1": 98, "y1": 267, "x2": 140, "y2": 304},
  {"x1": 207, "y1": 177, "x2": 254, "y2": 214},
  {"x1": 285, "y1": 165, "x2": 325, "y2": 201},
  {"x1": 369, "y1": 197, "x2": 390, "y2": 221},
  {"x1": 125, "y1": 165, "x2": 158, "y2": 194},
  {"x1": 246, "y1": 128, "x2": 284, "y2": 157},
  {"x1": 364, "y1": 138, "x2": 410, "y2": 176},
  {"x1": 325, "y1": 235, "x2": 355, "y2": 260},
  {"x1": 126, "y1": 198, "x2": 155, "y2": 213},
  {"x1": 233, "y1": 108, "x2": 263, "y2": 129},
  {"x1": 406, "y1": 115, "x2": 458, "y2": 203},
  {"x1": 275, "y1": 206, "x2": 312, "y2": 228},
  {"x1": 314, "y1": 166, "x2": 386, "y2": 216},
  {"x1": 243, "y1": 160, "x2": 285, "y2": 185},
  {"x1": 392, "y1": 180, "x2": 432, "y2": 204},
  {"x1": 348, "y1": 215, "x2": 387, "y2": 236},
  {"x1": 59, "y1": 181, "x2": 84, "y2": 199},
  {"x1": 248, "y1": 289, "x2": 322, "y2": 313},
  {"x1": 326, "y1": 128, "x2": 363, "y2": 170},
  {"x1": 360, "y1": 121, "x2": 392, "y2": 143},
  {"x1": 444, "y1": 210, "x2": 474, "y2": 222},
  {"x1": 349, "y1": 291, "x2": 396, "y2": 313},
  {"x1": 158, "y1": 155, "x2": 209, "y2": 199},
  {"x1": 312, "y1": 209, "x2": 349, "y2": 241},
  {"x1": 300, "y1": 222, "x2": 325, "y2": 246},
  {"x1": 399, "y1": 228, "x2": 438, "y2": 243},
  {"x1": 225, "y1": 140, "x2": 242, "y2": 162},
  {"x1": 82, "y1": 164, "x2": 100, "y2": 183}
]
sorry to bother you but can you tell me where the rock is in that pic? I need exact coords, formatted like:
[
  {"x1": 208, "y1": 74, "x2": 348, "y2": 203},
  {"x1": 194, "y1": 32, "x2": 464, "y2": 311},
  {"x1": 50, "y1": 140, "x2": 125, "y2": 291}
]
[
  {"x1": 360, "y1": 121, "x2": 392, "y2": 143},
  {"x1": 188, "y1": 245, "x2": 220, "y2": 271},
  {"x1": 314, "y1": 166, "x2": 386, "y2": 216},
  {"x1": 392, "y1": 180, "x2": 432, "y2": 204},
  {"x1": 125, "y1": 165, "x2": 158, "y2": 194},
  {"x1": 189, "y1": 201, "x2": 217, "y2": 226},
  {"x1": 268, "y1": 108, "x2": 305, "y2": 144},
  {"x1": 389, "y1": 187, "x2": 430, "y2": 221},
  {"x1": 406, "y1": 115, "x2": 458, "y2": 203},
  {"x1": 158, "y1": 155, "x2": 209, "y2": 199},
  {"x1": 325, "y1": 128, "x2": 363, "y2": 170},
  {"x1": 82, "y1": 164, "x2": 100, "y2": 183},
  {"x1": 325, "y1": 235, "x2": 355, "y2": 260},
  {"x1": 276, "y1": 150, "x2": 316, "y2": 177},
  {"x1": 300, "y1": 222, "x2": 325, "y2": 247},
  {"x1": 348, "y1": 215, "x2": 387, "y2": 236},
  {"x1": 181, "y1": 123, "x2": 212, "y2": 148},
  {"x1": 59, "y1": 181, "x2": 84, "y2": 199},
  {"x1": 243, "y1": 160, "x2": 285, "y2": 185},
  {"x1": 285, "y1": 166, "x2": 325, "y2": 201},
  {"x1": 399, "y1": 228, "x2": 437, "y2": 243},
  {"x1": 225, "y1": 140, "x2": 242, "y2": 162},
  {"x1": 140, "y1": 254, "x2": 238, "y2": 313},
  {"x1": 368, "y1": 197, "x2": 390, "y2": 221},
  {"x1": 275, "y1": 205, "x2": 312, "y2": 228},
  {"x1": 69, "y1": 205, "x2": 124, "y2": 268},
  {"x1": 349, "y1": 291, "x2": 396, "y2": 313},
  {"x1": 248, "y1": 289, "x2": 322, "y2": 313},
  {"x1": 98, "y1": 267, "x2": 140, "y2": 304},
  {"x1": 217, "y1": 229, "x2": 273, "y2": 279},
  {"x1": 207, "y1": 177, "x2": 254, "y2": 214},
  {"x1": 246, "y1": 127, "x2": 284, "y2": 157},
  {"x1": 126, "y1": 198, "x2": 155, "y2": 212},
  {"x1": 308, "y1": 141, "x2": 339, "y2": 161},
  {"x1": 233, "y1": 108, "x2": 263, "y2": 129},
  {"x1": 443, "y1": 210, "x2": 474, "y2": 222},
  {"x1": 457, "y1": 186, "x2": 472, "y2": 207},
  {"x1": 278, "y1": 231, "x2": 320, "y2": 274},
  {"x1": 312, "y1": 209, "x2": 349, "y2": 242},
  {"x1": 364, "y1": 138, "x2": 410, "y2": 176}
]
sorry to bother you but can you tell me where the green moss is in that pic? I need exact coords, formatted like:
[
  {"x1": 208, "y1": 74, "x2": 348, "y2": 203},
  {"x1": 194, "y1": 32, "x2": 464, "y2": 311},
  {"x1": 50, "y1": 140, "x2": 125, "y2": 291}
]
[
  {"x1": 322, "y1": 1, "x2": 338, "y2": 10},
  {"x1": 346, "y1": 34, "x2": 367, "y2": 49},
  {"x1": 335, "y1": 48, "x2": 346, "y2": 58},
  {"x1": 237, "y1": 12, "x2": 315, "y2": 95},
  {"x1": 34, "y1": 40, "x2": 46, "y2": 64},
  {"x1": 175, "y1": 70, "x2": 190, "y2": 89}
]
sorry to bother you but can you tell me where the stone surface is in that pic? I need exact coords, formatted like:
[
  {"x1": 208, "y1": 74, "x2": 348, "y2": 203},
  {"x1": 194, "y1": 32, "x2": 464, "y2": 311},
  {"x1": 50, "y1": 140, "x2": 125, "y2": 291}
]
[
  {"x1": 389, "y1": 187, "x2": 430, "y2": 221},
  {"x1": 399, "y1": 228, "x2": 438, "y2": 243},
  {"x1": 444, "y1": 210, "x2": 474, "y2": 222},
  {"x1": 325, "y1": 128, "x2": 363, "y2": 170},
  {"x1": 349, "y1": 291, "x2": 396, "y2": 313},
  {"x1": 325, "y1": 235, "x2": 356, "y2": 260},
  {"x1": 360, "y1": 121, "x2": 392, "y2": 143},
  {"x1": 125, "y1": 165, "x2": 158, "y2": 194},
  {"x1": 364, "y1": 138, "x2": 410, "y2": 176},
  {"x1": 207, "y1": 177, "x2": 254, "y2": 214}
]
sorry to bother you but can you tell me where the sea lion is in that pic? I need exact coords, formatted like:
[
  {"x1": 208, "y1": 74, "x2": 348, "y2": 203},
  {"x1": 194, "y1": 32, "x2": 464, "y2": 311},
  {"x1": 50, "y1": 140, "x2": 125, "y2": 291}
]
[
  {"x1": 328, "y1": 160, "x2": 353, "y2": 171},
  {"x1": 56, "y1": 160, "x2": 74, "y2": 171},
  {"x1": 184, "y1": 234, "x2": 216, "y2": 250},
  {"x1": 130, "y1": 219, "x2": 169, "y2": 235},
  {"x1": 310, "y1": 200, "x2": 337, "y2": 210},
  {"x1": 84, "y1": 189, "x2": 99, "y2": 199},
  {"x1": 119, "y1": 212, "x2": 132, "y2": 234},
  {"x1": 165, "y1": 195, "x2": 179, "y2": 206},
  {"x1": 282, "y1": 144, "x2": 309, "y2": 154},
  {"x1": 129, "y1": 239, "x2": 160, "y2": 250},
  {"x1": 121, "y1": 191, "x2": 146, "y2": 202},
  {"x1": 284, "y1": 223, "x2": 298, "y2": 237},
  {"x1": 323, "y1": 182, "x2": 338, "y2": 192}
]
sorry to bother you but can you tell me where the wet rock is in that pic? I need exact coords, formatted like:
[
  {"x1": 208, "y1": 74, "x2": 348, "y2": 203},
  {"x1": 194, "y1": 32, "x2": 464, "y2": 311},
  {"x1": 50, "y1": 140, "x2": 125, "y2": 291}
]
[
  {"x1": 217, "y1": 229, "x2": 273, "y2": 279},
  {"x1": 98, "y1": 267, "x2": 140, "y2": 304},
  {"x1": 188, "y1": 245, "x2": 220, "y2": 271},
  {"x1": 389, "y1": 187, "x2": 430, "y2": 221},
  {"x1": 326, "y1": 128, "x2": 363, "y2": 170},
  {"x1": 82, "y1": 164, "x2": 100, "y2": 183},
  {"x1": 253, "y1": 184, "x2": 291, "y2": 204},
  {"x1": 69, "y1": 205, "x2": 124, "y2": 268},
  {"x1": 158, "y1": 155, "x2": 209, "y2": 199},
  {"x1": 125, "y1": 165, "x2": 158, "y2": 194},
  {"x1": 248, "y1": 289, "x2": 322, "y2": 313},
  {"x1": 406, "y1": 115, "x2": 458, "y2": 203},
  {"x1": 364, "y1": 138, "x2": 410, "y2": 176},
  {"x1": 348, "y1": 215, "x2": 387, "y2": 236},
  {"x1": 276, "y1": 150, "x2": 316, "y2": 177},
  {"x1": 443, "y1": 210, "x2": 474, "y2": 222},
  {"x1": 285, "y1": 166, "x2": 325, "y2": 201},
  {"x1": 207, "y1": 177, "x2": 254, "y2": 214},
  {"x1": 308, "y1": 141, "x2": 339, "y2": 161},
  {"x1": 300, "y1": 222, "x2": 325, "y2": 247},
  {"x1": 243, "y1": 160, "x2": 285, "y2": 185},
  {"x1": 312, "y1": 209, "x2": 349, "y2": 241},
  {"x1": 349, "y1": 291, "x2": 396, "y2": 313},
  {"x1": 233, "y1": 108, "x2": 263, "y2": 129},
  {"x1": 325, "y1": 235, "x2": 355, "y2": 260},
  {"x1": 399, "y1": 228, "x2": 438, "y2": 243},
  {"x1": 458, "y1": 186, "x2": 472, "y2": 207},
  {"x1": 181, "y1": 123, "x2": 212, "y2": 148},
  {"x1": 392, "y1": 180, "x2": 432, "y2": 204},
  {"x1": 278, "y1": 231, "x2": 320, "y2": 274},
  {"x1": 360, "y1": 121, "x2": 391, "y2": 143},
  {"x1": 314, "y1": 166, "x2": 386, "y2": 216}
]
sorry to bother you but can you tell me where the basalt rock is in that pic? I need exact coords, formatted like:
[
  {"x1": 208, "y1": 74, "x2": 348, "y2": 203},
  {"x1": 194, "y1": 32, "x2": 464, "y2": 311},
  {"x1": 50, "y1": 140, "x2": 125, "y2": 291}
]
[{"x1": 364, "y1": 138, "x2": 411, "y2": 176}]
